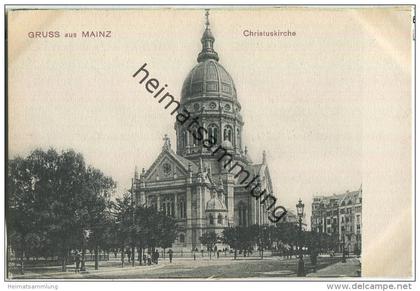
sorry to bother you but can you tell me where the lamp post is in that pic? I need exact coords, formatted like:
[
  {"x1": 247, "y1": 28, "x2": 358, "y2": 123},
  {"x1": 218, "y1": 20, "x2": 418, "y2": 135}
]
[
  {"x1": 341, "y1": 232, "x2": 346, "y2": 263},
  {"x1": 296, "y1": 199, "x2": 305, "y2": 277}
]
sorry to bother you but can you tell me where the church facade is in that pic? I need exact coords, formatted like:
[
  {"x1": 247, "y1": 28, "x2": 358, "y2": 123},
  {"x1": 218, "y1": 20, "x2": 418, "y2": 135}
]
[{"x1": 132, "y1": 12, "x2": 276, "y2": 251}]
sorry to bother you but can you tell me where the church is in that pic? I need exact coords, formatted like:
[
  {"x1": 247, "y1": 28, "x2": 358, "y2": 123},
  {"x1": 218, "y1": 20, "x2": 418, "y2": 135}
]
[{"x1": 132, "y1": 11, "x2": 276, "y2": 251}]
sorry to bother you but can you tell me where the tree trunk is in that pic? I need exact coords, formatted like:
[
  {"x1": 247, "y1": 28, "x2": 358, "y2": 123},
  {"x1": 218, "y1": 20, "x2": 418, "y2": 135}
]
[
  {"x1": 234, "y1": 249, "x2": 237, "y2": 260},
  {"x1": 61, "y1": 249, "x2": 67, "y2": 272},
  {"x1": 131, "y1": 246, "x2": 135, "y2": 267},
  {"x1": 137, "y1": 247, "x2": 142, "y2": 266},
  {"x1": 94, "y1": 245, "x2": 99, "y2": 270},
  {"x1": 81, "y1": 246, "x2": 86, "y2": 271},
  {"x1": 20, "y1": 248, "x2": 25, "y2": 275},
  {"x1": 121, "y1": 246, "x2": 125, "y2": 268}
]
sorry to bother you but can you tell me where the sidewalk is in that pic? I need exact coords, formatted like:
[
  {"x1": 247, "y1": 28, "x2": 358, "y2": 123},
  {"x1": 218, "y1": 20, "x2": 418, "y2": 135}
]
[
  {"x1": 307, "y1": 257, "x2": 361, "y2": 277},
  {"x1": 9, "y1": 261, "x2": 170, "y2": 280}
]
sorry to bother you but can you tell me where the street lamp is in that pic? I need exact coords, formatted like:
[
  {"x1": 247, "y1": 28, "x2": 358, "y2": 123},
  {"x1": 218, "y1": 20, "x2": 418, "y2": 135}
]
[
  {"x1": 296, "y1": 198, "x2": 305, "y2": 277},
  {"x1": 341, "y1": 233, "x2": 346, "y2": 263}
]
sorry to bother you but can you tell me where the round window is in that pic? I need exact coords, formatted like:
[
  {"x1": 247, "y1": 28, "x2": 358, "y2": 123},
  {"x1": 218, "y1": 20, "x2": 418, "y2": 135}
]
[{"x1": 209, "y1": 102, "x2": 217, "y2": 110}]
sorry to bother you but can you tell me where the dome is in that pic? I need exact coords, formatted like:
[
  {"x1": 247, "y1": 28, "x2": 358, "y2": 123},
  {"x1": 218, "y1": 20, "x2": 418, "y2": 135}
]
[
  {"x1": 181, "y1": 59, "x2": 237, "y2": 103},
  {"x1": 221, "y1": 140, "x2": 234, "y2": 150},
  {"x1": 206, "y1": 196, "x2": 227, "y2": 211}
]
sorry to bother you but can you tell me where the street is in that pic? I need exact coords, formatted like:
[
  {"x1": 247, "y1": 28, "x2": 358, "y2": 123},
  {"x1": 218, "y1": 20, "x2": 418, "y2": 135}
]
[{"x1": 9, "y1": 255, "x2": 361, "y2": 279}]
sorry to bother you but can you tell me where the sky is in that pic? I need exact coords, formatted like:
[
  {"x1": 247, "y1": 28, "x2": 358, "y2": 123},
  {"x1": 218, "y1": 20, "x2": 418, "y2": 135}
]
[{"x1": 8, "y1": 6, "x2": 412, "y2": 244}]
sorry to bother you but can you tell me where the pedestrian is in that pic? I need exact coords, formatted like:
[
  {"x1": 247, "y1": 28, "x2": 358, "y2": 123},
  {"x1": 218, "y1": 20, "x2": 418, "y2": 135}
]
[
  {"x1": 74, "y1": 250, "x2": 81, "y2": 273},
  {"x1": 217, "y1": 250, "x2": 220, "y2": 259},
  {"x1": 143, "y1": 254, "x2": 147, "y2": 265},
  {"x1": 155, "y1": 250, "x2": 160, "y2": 264},
  {"x1": 168, "y1": 249, "x2": 173, "y2": 263},
  {"x1": 127, "y1": 249, "x2": 131, "y2": 263},
  {"x1": 147, "y1": 252, "x2": 152, "y2": 265}
]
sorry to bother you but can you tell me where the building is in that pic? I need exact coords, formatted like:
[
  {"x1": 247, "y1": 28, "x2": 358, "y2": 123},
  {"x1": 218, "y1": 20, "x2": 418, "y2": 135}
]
[
  {"x1": 278, "y1": 209, "x2": 307, "y2": 230},
  {"x1": 311, "y1": 186, "x2": 362, "y2": 253},
  {"x1": 132, "y1": 12, "x2": 276, "y2": 251}
]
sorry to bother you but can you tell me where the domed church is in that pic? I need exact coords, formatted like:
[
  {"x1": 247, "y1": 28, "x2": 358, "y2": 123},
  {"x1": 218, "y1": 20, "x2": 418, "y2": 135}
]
[{"x1": 132, "y1": 11, "x2": 276, "y2": 251}]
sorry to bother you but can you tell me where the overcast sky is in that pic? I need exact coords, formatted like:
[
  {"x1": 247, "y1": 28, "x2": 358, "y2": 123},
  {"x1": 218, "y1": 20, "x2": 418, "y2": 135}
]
[{"x1": 8, "y1": 7, "x2": 412, "y2": 228}]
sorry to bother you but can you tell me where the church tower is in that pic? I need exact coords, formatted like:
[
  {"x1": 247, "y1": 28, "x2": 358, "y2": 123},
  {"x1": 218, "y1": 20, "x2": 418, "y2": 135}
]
[
  {"x1": 133, "y1": 10, "x2": 275, "y2": 250},
  {"x1": 175, "y1": 10, "x2": 249, "y2": 174}
]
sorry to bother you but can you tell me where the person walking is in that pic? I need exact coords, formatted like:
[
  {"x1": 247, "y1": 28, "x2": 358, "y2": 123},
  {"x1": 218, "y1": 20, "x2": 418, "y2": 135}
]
[
  {"x1": 74, "y1": 250, "x2": 81, "y2": 273},
  {"x1": 127, "y1": 249, "x2": 132, "y2": 263},
  {"x1": 147, "y1": 252, "x2": 152, "y2": 265},
  {"x1": 168, "y1": 249, "x2": 173, "y2": 263},
  {"x1": 155, "y1": 250, "x2": 160, "y2": 264}
]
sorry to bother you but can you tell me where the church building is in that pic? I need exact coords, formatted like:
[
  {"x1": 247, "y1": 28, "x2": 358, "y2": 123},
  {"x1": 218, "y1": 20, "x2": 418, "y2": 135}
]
[{"x1": 132, "y1": 11, "x2": 276, "y2": 251}]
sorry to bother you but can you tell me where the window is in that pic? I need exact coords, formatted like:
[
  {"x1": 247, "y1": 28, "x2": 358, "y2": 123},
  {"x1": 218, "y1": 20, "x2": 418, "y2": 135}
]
[
  {"x1": 182, "y1": 131, "x2": 188, "y2": 147},
  {"x1": 179, "y1": 234, "x2": 185, "y2": 243},
  {"x1": 161, "y1": 197, "x2": 174, "y2": 217},
  {"x1": 179, "y1": 198, "x2": 187, "y2": 219},
  {"x1": 191, "y1": 128, "x2": 199, "y2": 146},
  {"x1": 238, "y1": 202, "x2": 247, "y2": 226},
  {"x1": 236, "y1": 128, "x2": 241, "y2": 148},
  {"x1": 209, "y1": 214, "x2": 214, "y2": 225},
  {"x1": 224, "y1": 125, "x2": 233, "y2": 142},
  {"x1": 208, "y1": 124, "x2": 219, "y2": 144},
  {"x1": 217, "y1": 214, "x2": 223, "y2": 225}
]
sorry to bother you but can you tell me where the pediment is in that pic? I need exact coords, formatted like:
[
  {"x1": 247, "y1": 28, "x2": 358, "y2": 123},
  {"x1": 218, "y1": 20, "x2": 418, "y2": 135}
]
[{"x1": 144, "y1": 150, "x2": 192, "y2": 182}]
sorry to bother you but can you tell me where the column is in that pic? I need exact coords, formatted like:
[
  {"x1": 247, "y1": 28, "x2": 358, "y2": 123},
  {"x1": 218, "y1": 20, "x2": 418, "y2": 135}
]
[
  {"x1": 174, "y1": 193, "x2": 178, "y2": 219},
  {"x1": 186, "y1": 187, "x2": 192, "y2": 247}
]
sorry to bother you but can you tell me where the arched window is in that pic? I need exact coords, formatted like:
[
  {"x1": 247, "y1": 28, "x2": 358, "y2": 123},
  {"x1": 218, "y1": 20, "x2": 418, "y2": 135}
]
[
  {"x1": 208, "y1": 124, "x2": 219, "y2": 144},
  {"x1": 209, "y1": 214, "x2": 214, "y2": 225},
  {"x1": 182, "y1": 131, "x2": 188, "y2": 148},
  {"x1": 178, "y1": 198, "x2": 186, "y2": 219},
  {"x1": 191, "y1": 128, "x2": 198, "y2": 146},
  {"x1": 217, "y1": 214, "x2": 223, "y2": 225},
  {"x1": 162, "y1": 197, "x2": 174, "y2": 217},
  {"x1": 224, "y1": 125, "x2": 232, "y2": 142},
  {"x1": 236, "y1": 128, "x2": 241, "y2": 148}
]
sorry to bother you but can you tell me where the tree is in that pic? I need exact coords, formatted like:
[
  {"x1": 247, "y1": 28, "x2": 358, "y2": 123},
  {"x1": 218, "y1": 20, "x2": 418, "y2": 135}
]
[
  {"x1": 83, "y1": 166, "x2": 116, "y2": 270},
  {"x1": 250, "y1": 225, "x2": 273, "y2": 259},
  {"x1": 199, "y1": 232, "x2": 218, "y2": 259},
  {"x1": 112, "y1": 195, "x2": 179, "y2": 267},
  {"x1": 7, "y1": 148, "x2": 116, "y2": 273},
  {"x1": 222, "y1": 227, "x2": 240, "y2": 259}
]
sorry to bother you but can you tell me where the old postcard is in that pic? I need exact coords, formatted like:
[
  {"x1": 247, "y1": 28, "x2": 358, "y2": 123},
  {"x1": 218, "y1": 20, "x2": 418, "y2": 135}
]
[{"x1": 5, "y1": 5, "x2": 415, "y2": 283}]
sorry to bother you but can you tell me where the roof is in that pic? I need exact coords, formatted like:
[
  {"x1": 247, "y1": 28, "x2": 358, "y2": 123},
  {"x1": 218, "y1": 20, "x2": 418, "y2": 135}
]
[
  {"x1": 181, "y1": 59, "x2": 237, "y2": 103},
  {"x1": 206, "y1": 196, "x2": 227, "y2": 211}
]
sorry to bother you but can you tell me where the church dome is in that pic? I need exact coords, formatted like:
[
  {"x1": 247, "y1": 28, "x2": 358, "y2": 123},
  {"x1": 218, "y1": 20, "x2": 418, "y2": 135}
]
[
  {"x1": 180, "y1": 11, "x2": 237, "y2": 105},
  {"x1": 181, "y1": 59, "x2": 237, "y2": 103},
  {"x1": 221, "y1": 140, "x2": 234, "y2": 150},
  {"x1": 206, "y1": 196, "x2": 227, "y2": 211}
]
